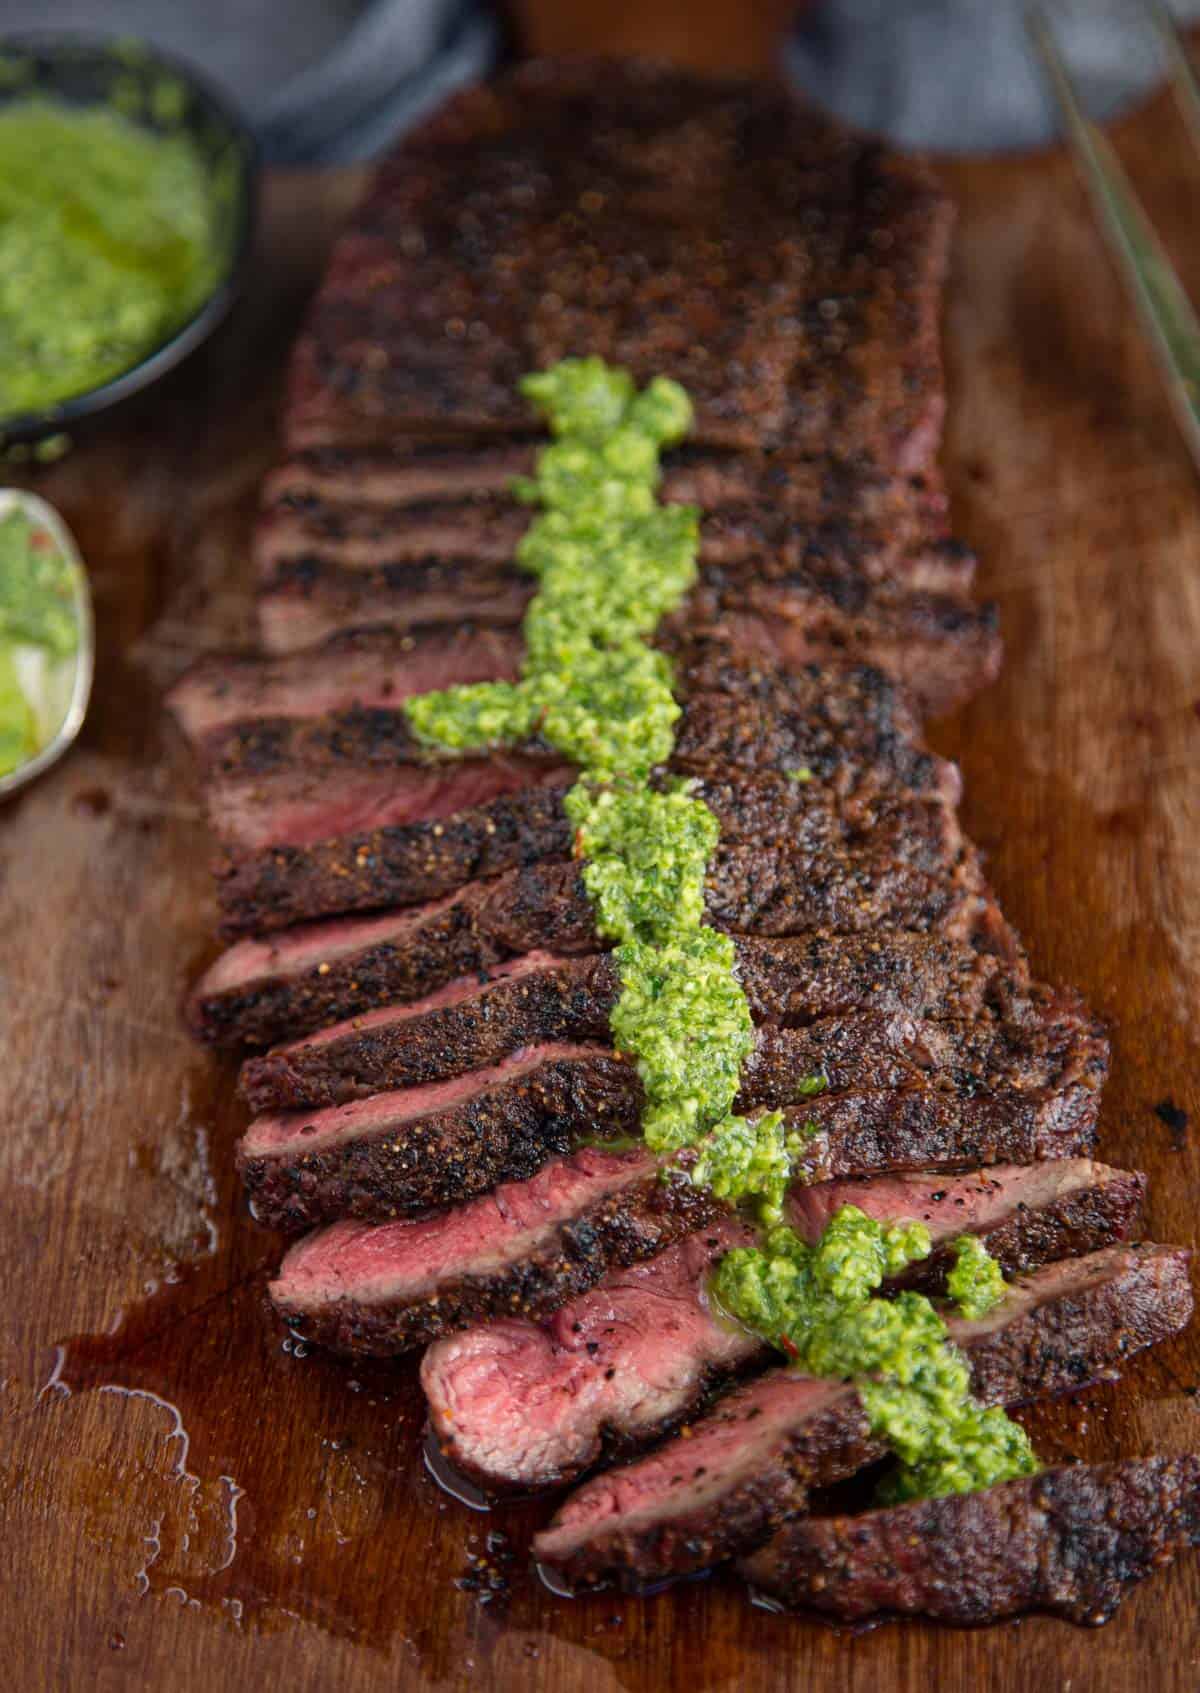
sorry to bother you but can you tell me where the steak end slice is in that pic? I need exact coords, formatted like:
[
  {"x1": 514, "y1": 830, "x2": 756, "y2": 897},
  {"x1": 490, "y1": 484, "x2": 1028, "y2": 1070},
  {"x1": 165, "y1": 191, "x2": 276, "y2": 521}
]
[
  {"x1": 530, "y1": 1244, "x2": 1193, "y2": 1592},
  {"x1": 739, "y1": 1457, "x2": 1200, "y2": 1626}
]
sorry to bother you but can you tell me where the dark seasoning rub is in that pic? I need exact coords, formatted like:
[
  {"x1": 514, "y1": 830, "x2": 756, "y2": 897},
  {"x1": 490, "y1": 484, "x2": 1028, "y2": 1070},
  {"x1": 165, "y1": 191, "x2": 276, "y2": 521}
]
[{"x1": 168, "y1": 60, "x2": 1199, "y2": 1627}]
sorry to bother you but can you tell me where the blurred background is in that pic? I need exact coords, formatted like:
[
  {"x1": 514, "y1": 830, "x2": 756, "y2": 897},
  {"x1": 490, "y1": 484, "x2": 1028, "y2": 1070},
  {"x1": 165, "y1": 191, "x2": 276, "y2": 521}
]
[{"x1": 9, "y1": 0, "x2": 1199, "y2": 162}]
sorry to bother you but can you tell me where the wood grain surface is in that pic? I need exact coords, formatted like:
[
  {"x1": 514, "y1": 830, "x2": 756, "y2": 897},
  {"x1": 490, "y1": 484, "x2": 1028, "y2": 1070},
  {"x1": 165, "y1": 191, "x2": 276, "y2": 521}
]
[{"x1": 5, "y1": 85, "x2": 1200, "y2": 1693}]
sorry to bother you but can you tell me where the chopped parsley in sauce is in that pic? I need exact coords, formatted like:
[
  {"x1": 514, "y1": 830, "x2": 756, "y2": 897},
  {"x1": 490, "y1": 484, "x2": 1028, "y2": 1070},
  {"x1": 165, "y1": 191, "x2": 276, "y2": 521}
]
[
  {"x1": 0, "y1": 506, "x2": 80, "y2": 774},
  {"x1": 712, "y1": 1210, "x2": 1040, "y2": 1501},
  {"x1": 0, "y1": 97, "x2": 226, "y2": 419},
  {"x1": 404, "y1": 357, "x2": 1041, "y2": 1500}
]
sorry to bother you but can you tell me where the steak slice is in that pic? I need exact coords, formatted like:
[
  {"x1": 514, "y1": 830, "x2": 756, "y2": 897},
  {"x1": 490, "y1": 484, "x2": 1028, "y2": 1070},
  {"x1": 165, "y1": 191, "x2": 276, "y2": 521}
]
[
  {"x1": 257, "y1": 555, "x2": 534, "y2": 655},
  {"x1": 269, "y1": 1147, "x2": 731, "y2": 1355},
  {"x1": 262, "y1": 444, "x2": 947, "y2": 556},
  {"x1": 238, "y1": 934, "x2": 1015, "y2": 1114},
  {"x1": 253, "y1": 547, "x2": 995, "y2": 716},
  {"x1": 789, "y1": 1161, "x2": 1143, "y2": 1291},
  {"x1": 168, "y1": 625, "x2": 523, "y2": 744},
  {"x1": 255, "y1": 488, "x2": 970, "y2": 597},
  {"x1": 194, "y1": 657, "x2": 958, "y2": 804},
  {"x1": 239, "y1": 1000, "x2": 1102, "y2": 1232},
  {"x1": 190, "y1": 846, "x2": 1009, "y2": 1048},
  {"x1": 285, "y1": 61, "x2": 951, "y2": 466},
  {"x1": 739, "y1": 1457, "x2": 1200, "y2": 1626},
  {"x1": 421, "y1": 1160, "x2": 1145, "y2": 1492},
  {"x1": 531, "y1": 1244, "x2": 1193, "y2": 1591},
  {"x1": 213, "y1": 774, "x2": 963, "y2": 934},
  {"x1": 210, "y1": 756, "x2": 574, "y2": 858}
]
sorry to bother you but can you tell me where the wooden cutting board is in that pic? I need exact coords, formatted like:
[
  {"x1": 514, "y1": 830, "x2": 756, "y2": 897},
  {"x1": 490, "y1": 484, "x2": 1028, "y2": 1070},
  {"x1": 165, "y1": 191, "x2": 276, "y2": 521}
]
[{"x1": 5, "y1": 80, "x2": 1200, "y2": 1693}]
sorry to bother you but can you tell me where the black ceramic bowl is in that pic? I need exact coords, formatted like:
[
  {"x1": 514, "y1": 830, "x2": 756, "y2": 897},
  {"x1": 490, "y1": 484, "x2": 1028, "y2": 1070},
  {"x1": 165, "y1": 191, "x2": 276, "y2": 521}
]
[{"x1": 0, "y1": 34, "x2": 258, "y2": 444}]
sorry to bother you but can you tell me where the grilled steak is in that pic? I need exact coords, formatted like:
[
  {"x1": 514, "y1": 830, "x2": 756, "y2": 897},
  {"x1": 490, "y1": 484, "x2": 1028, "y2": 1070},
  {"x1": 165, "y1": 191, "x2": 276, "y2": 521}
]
[
  {"x1": 261, "y1": 444, "x2": 949, "y2": 537},
  {"x1": 422, "y1": 1160, "x2": 1144, "y2": 1492},
  {"x1": 190, "y1": 838, "x2": 1009, "y2": 1049},
  {"x1": 531, "y1": 1245, "x2": 1193, "y2": 1591},
  {"x1": 269, "y1": 1147, "x2": 731, "y2": 1355},
  {"x1": 285, "y1": 61, "x2": 951, "y2": 466},
  {"x1": 264, "y1": 1076, "x2": 1106, "y2": 1354},
  {"x1": 238, "y1": 934, "x2": 1019, "y2": 1113},
  {"x1": 740, "y1": 1457, "x2": 1200, "y2": 1626},
  {"x1": 790, "y1": 1160, "x2": 1143, "y2": 1290},
  {"x1": 213, "y1": 773, "x2": 963, "y2": 934},
  {"x1": 239, "y1": 999, "x2": 1104, "y2": 1232},
  {"x1": 167, "y1": 625, "x2": 523, "y2": 744},
  {"x1": 257, "y1": 555, "x2": 534, "y2": 655},
  {"x1": 255, "y1": 547, "x2": 997, "y2": 715}
]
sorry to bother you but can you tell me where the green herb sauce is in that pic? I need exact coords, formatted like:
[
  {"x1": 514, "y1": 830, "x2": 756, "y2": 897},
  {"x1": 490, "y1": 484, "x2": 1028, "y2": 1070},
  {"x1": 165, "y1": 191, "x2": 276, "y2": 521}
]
[
  {"x1": 402, "y1": 356, "x2": 1041, "y2": 1501},
  {"x1": 947, "y1": 1232, "x2": 1007, "y2": 1319},
  {"x1": 0, "y1": 97, "x2": 226, "y2": 418},
  {"x1": 406, "y1": 356, "x2": 796, "y2": 1218},
  {"x1": 0, "y1": 506, "x2": 80, "y2": 773},
  {"x1": 712, "y1": 1210, "x2": 1040, "y2": 1501}
]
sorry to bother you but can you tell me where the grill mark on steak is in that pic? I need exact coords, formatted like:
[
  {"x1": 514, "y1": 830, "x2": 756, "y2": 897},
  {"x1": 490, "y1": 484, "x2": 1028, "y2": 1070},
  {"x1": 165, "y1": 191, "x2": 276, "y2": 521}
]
[
  {"x1": 190, "y1": 836, "x2": 1015, "y2": 1049},
  {"x1": 238, "y1": 998, "x2": 1104, "y2": 1233},
  {"x1": 252, "y1": 546, "x2": 997, "y2": 716},
  {"x1": 284, "y1": 61, "x2": 951, "y2": 465},
  {"x1": 262, "y1": 443, "x2": 947, "y2": 540},
  {"x1": 238, "y1": 935, "x2": 1018, "y2": 1113},
  {"x1": 420, "y1": 1160, "x2": 1145, "y2": 1492},
  {"x1": 530, "y1": 1245, "x2": 1193, "y2": 1592},
  {"x1": 212, "y1": 774, "x2": 963, "y2": 934},
  {"x1": 739, "y1": 1457, "x2": 1200, "y2": 1626},
  {"x1": 254, "y1": 482, "x2": 970, "y2": 599},
  {"x1": 269, "y1": 1148, "x2": 731, "y2": 1355}
]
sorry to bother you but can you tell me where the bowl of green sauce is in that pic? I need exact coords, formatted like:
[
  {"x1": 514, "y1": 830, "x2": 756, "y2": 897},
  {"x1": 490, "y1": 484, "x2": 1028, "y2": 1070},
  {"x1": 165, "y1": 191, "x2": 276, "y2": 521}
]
[{"x1": 0, "y1": 34, "x2": 257, "y2": 444}]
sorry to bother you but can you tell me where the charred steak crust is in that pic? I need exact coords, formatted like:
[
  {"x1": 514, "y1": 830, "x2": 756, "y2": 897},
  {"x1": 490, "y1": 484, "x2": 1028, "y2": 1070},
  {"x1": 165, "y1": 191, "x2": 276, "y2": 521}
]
[
  {"x1": 530, "y1": 1246, "x2": 1194, "y2": 1592},
  {"x1": 284, "y1": 60, "x2": 952, "y2": 460},
  {"x1": 739, "y1": 1457, "x2": 1200, "y2": 1626}
]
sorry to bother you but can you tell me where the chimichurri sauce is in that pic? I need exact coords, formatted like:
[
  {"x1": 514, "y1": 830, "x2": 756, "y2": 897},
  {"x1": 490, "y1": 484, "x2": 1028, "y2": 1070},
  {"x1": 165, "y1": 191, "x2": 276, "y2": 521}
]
[
  {"x1": 0, "y1": 97, "x2": 224, "y2": 418},
  {"x1": 403, "y1": 357, "x2": 1041, "y2": 1500},
  {"x1": 0, "y1": 506, "x2": 80, "y2": 774}
]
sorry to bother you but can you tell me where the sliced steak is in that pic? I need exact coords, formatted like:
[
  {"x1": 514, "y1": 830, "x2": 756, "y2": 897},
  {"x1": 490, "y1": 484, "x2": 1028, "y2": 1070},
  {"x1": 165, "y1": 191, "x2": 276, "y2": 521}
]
[
  {"x1": 207, "y1": 750, "x2": 569, "y2": 855},
  {"x1": 240, "y1": 1007, "x2": 1101, "y2": 1233},
  {"x1": 262, "y1": 444, "x2": 947, "y2": 556},
  {"x1": 239, "y1": 934, "x2": 1016, "y2": 1113},
  {"x1": 213, "y1": 773, "x2": 963, "y2": 934},
  {"x1": 190, "y1": 843, "x2": 1009, "y2": 1049},
  {"x1": 285, "y1": 61, "x2": 951, "y2": 467},
  {"x1": 240, "y1": 1041, "x2": 641, "y2": 1227},
  {"x1": 254, "y1": 546, "x2": 994, "y2": 715},
  {"x1": 257, "y1": 555, "x2": 533, "y2": 654},
  {"x1": 168, "y1": 625, "x2": 523, "y2": 745},
  {"x1": 195, "y1": 657, "x2": 959, "y2": 806},
  {"x1": 255, "y1": 488, "x2": 969, "y2": 597},
  {"x1": 422, "y1": 1159, "x2": 1142, "y2": 1493},
  {"x1": 269, "y1": 1148, "x2": 730, "y2": 1355},
  {"x1": 531, "y1": 1244, "x2": 1193, "y2": 1591},
  {"x1": 740, "y1": 1458, "x2": 1200, "y2": 1626}
]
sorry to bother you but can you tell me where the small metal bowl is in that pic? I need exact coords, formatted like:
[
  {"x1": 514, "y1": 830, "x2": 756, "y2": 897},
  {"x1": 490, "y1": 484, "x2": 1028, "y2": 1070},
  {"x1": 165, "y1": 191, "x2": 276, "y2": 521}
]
[
  {"x1": 0, "y1": 491, "x2": 94, "y2": 799},
  {"x1": 0, "y1": 34, "x2": 258, "y2": 446}
]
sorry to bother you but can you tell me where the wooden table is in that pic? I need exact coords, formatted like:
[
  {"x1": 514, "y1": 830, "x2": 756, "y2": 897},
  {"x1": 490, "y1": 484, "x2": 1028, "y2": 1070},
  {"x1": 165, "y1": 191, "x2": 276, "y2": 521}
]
[{"x1": 5, "y1": 85, "x2": 1200, "y2": 1693}]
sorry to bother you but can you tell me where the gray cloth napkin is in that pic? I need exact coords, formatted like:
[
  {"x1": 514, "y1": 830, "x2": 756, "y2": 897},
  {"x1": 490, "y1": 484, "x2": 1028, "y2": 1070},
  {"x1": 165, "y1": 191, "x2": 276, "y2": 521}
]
[{"x1": 8, "y1": 0, "x2": 1200, "y2": 159}]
